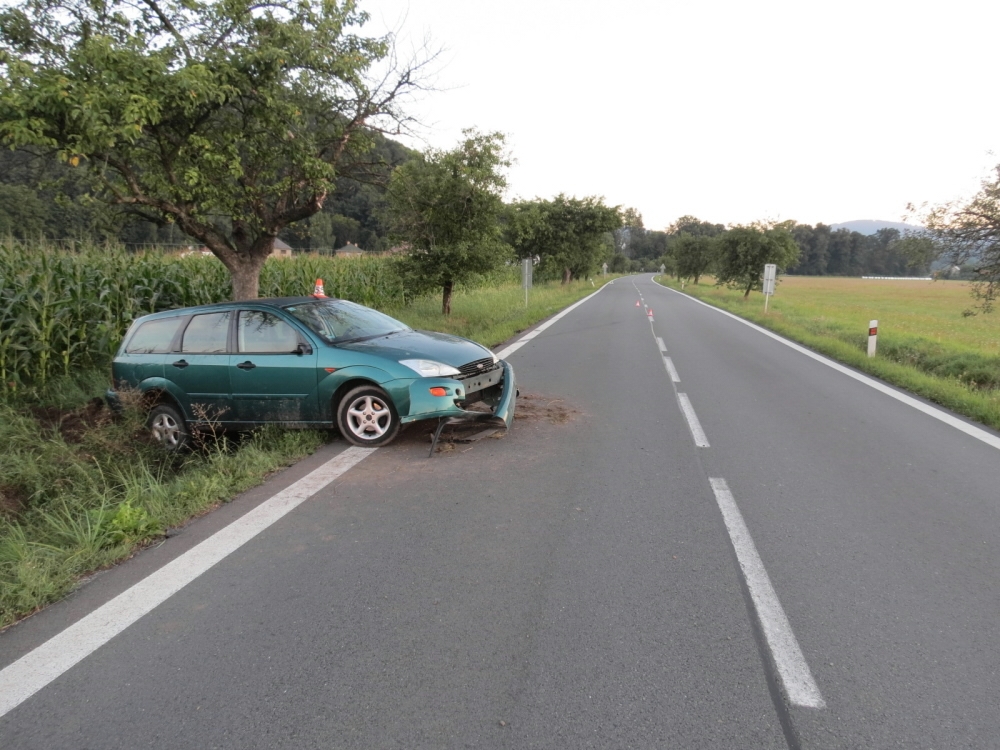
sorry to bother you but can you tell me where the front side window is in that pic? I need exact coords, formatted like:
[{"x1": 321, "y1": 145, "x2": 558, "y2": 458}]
[
  {"x1": 238, "y1": 311, "x2": 302, "y2": 353},
  {"x1": 126, "y1": 317, "x2": 184, "y2": 354},
  {"x1": 181, "y1": 312, "x2": 231, "y2": 353}
]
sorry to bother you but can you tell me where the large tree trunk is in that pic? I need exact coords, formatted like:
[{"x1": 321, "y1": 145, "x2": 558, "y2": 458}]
[
  {"x1": 207, "y1": 233, "x2": 275, "y2": 300},
  {"x1": 442, "y1": 279, "x2": 454, "y2": 315},
  {"x1": 562, "y1": 267, "x2": 572, "y2": 284},
  {"x1": 229, "y1": 255, "x2": 269, "y2": 300}
]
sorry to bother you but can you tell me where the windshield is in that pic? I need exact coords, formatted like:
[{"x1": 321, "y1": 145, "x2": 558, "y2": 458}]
[{"x1": 283, "y1": 300, "x2": 409, "y2": 343}]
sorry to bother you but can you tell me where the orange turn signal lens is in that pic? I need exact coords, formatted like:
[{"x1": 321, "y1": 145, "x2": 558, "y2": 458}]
[{"x1": 429, "y1": 387, "x2": 448, "y2": 397}]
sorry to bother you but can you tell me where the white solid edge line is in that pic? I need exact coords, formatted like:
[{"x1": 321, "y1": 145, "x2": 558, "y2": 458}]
[
  {"x1": 677, "y1": 393, "x2": 710, "y2": 447},
  {"x1": 664, "y1": 356, "x2": 681, "y2": 383},
  {"x1": 656, "y1": 337, "x2": 667, "y2": 353},
  {"x1": 495, "y1": 283, "x2": 608, "y2": 360},
  {"x1": 0, "y1": 446, "x2": 376, "y2": 719},
  {"x1": 709, "y1": 478, "x2": 826, "y2": 709},
  {"x1": 656, "y1": 283, "x2": 1000, "y2": 452}
]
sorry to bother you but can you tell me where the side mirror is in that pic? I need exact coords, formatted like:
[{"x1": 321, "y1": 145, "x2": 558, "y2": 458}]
[{"x1": 295, "y1": 342, "x2": 313, "y2": 356}]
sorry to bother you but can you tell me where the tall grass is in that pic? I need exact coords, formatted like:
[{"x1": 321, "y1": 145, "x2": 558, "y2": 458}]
[
  {"x1": 0, "y1": 241, "x2": 405, "y2": 393},
  {"x1": 0, "y1": 395, "x2": 323, "y2": 628}
]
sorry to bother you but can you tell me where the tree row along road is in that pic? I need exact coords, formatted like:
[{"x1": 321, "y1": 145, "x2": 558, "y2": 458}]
[{"x1": 2, "y1": 275, "x2": 999, "y2": 748}]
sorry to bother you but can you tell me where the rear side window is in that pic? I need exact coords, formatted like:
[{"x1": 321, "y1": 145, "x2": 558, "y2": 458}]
[
  {"x1": 238, "y1": 311, "x2": 301, "y2": 353},
  {"x1": 125, "y1": 317, "x2": 184, "y2": 354},
  {"x1": 181, "y1": 312, "x2": 231, "y2": 353}
]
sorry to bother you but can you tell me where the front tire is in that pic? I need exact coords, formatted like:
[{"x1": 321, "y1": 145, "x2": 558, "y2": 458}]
[
  {"x1": 147, "y1": 403, "x2": 190, "y2": 451},
  {"x1": 336, "y1": 385, "x2": 401, "y2": 447}
]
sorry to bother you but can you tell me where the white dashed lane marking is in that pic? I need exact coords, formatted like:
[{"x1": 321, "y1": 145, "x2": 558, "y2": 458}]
[
  {"x1": 645, "y1": 277, "x2": 825, "y2": 711},
  {"x1": 677, "y1": 393, "x2": 710, "y2": 447},
  {"x1": 709, "y1": 478, "x2": 826, "y2": 709},
  {"x1": 663, "y1": 356, "x2": 681, "y2": 383}
]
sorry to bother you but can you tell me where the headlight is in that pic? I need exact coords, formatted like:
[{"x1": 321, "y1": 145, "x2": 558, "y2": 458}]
[
  {"x1": 491, "y1": 351, "x2": 499, "y2": 365},
  {"x1": 399, "y1": 359, "x2": 461, "y2": 378}
]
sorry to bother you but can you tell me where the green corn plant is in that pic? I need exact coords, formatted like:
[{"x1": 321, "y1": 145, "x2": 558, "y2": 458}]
[{"x1": 0, "y1": 242, "x2": 411, "y2": 390}]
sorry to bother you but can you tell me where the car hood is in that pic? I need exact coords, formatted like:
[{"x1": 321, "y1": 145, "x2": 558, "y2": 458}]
[{"x1": 334, "y1": 329, "x2": 492, "y2": 368}]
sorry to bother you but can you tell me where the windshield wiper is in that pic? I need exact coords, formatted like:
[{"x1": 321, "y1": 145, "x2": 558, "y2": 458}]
[
  {"x1": 336, "y1": 333, "x2": 385, "y2": 344},
  {"x1": 336, "y1": 328, "x2": 409, "y2": 345}
]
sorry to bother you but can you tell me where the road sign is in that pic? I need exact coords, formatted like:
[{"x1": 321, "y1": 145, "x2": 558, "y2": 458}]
[
  {"x1": 602, "y1": 262, "x2": 608, "y2": 277},
  {"x1": 660, "y1": 264, "x2": 666, "y2": 274},
  {"x1": 763, "y1": 264, "x2": 777, "y2": 295},
  {"x1": 762, "y1": 264, "x2": 777, "y2": 312}
]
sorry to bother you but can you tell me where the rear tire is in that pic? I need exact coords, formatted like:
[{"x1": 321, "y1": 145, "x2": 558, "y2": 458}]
[
  {"x1": 336, "y1": 385, "x2": 400, "y2": 447},
  {"x1": 147, "y1": 403, "x2": 190, "y2": 451}
]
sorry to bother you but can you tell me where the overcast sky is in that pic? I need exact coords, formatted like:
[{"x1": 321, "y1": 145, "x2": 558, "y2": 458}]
[{"x1": 368, "y1": 0, "x2": 999, "y2": 230}]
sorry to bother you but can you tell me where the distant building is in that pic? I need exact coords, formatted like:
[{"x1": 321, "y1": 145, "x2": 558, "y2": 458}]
[
  {"x1": 335, "y1": 243, "x2": 364, "y2": 257},
  {"x1": 271, "y1": 238, "x2": 293, "y2": 258}
]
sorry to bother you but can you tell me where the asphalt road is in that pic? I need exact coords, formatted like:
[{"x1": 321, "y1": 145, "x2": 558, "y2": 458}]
[{"x1": 2, "y1": 274, "x2": 999, "y2": 749}]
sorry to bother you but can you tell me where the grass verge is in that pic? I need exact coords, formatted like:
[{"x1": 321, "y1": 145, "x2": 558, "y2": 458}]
[
  {"x1": 0, "y1": 391, "x2": 324, "y2": 629},
  {"x1": 655, "y1": 276, "x2": 1000, "y2": 431},
  {"x1": 0, "y1": 276, "x2": 614, "y2": 628},
  {"x1": 386, "y1": 277, "x2": 613, "y2": 347}
]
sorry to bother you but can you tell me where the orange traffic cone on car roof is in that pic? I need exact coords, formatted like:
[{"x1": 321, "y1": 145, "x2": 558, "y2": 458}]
[{"x1": 313, "y1": 279, "x2": 327, "y2": 298}]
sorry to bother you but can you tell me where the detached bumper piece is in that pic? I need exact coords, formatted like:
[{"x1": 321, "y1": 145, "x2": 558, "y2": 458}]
[{"x1": 428, "y1": 361, "x2": 516, "y2": 457}]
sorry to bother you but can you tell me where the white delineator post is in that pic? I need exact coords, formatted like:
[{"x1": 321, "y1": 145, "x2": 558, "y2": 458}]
[
  {"x1": 522, "y1": 258, "x2": 532, "y2": 307},
  {"x1": 868, "y1": 320, "x2": 878, "y2": 357}
]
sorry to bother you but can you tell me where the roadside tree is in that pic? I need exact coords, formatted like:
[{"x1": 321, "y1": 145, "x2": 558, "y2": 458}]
[
  {"x1": 715, "y1": 223, "x2": 800, "y2": 298},
  {"x1": 613, "y1": 207, "x2": 643, "y2": 257},
  {"x1": 0, "y1": 0, "x2": 426, "y2": 299},
  {"x1": 509, "y1": 195, "x2": 621, "y2": 283},
  {"x1": 666, "y1": 215, "x2": 727, "y2": 238},
  {"x1": 387, "y1": 130, "x2": 510, "y2": 315},
  {"x1": 919, "y1": 165, "x2": 1000, "y2": 313},
  {"x1": 673, "y1": 234, "x2": 718, "y2": 284}
]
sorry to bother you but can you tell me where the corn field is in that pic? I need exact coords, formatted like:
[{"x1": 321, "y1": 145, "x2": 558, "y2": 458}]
[{"x1": 0, "y1": 241, "x2": 406, "y2": 390}]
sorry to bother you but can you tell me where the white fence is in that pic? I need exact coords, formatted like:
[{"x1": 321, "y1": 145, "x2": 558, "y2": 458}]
[{"x1": 861, "y1": 276, "x2": 932, "y2": 281}]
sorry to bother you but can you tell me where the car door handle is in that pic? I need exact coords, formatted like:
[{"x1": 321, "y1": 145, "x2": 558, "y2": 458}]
[
  {"x1": 171, "y1": 359, "x2": 189, "y2": 369},
  {"x1": 236, "y1": 361, "x2": 256, "y2": 370}
]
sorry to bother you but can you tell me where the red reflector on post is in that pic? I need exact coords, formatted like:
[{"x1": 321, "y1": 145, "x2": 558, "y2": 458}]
[
  {"x1": 869, "y1": 327, "x2": 878, "y2": 336},
  {"x1": 429, "y1": 387, "x2": 448, "y2": 397}
]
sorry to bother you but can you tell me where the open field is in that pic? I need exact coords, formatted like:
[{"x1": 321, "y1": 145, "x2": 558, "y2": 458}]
[
  {"x1": 752, "y1": 276, "x2": 999, "y2": 354},
  {"x1": 657, "y1": 275, "x2": 1000, "y2": 430}
]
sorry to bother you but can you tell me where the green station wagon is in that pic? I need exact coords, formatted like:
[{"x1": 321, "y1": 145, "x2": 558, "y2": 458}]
[{"x1": 107, "y1": 295, "x2": 516, "y2": 449}]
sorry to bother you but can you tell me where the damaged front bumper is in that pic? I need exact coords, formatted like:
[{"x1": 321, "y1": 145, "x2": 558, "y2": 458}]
[{"x1": 401, "y1": 360, "x2": 517, "y2": 430}]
